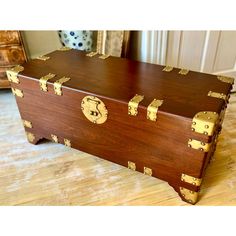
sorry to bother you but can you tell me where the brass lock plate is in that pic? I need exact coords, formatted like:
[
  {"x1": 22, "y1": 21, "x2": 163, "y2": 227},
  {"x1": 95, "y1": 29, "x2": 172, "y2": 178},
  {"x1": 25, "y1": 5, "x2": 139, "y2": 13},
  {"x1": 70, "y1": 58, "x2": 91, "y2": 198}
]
[{"x1": 81, "y1": 96, "x2": 108, "y2": 124}]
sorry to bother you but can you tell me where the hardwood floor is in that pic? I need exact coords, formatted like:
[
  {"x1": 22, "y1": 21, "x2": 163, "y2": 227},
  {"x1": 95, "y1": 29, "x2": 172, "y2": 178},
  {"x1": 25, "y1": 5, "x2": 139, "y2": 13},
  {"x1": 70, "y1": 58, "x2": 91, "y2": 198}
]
[{"x1": 0, "y1": 89, "x2": 236, "y2": 205}]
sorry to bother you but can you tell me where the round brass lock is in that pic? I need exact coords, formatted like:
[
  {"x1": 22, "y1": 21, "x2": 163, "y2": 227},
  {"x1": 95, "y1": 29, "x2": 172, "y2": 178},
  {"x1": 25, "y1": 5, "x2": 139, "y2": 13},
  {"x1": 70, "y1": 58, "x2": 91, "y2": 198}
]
[{"x1": 81, "y1": 96, "x2": 108, "y2": 124}]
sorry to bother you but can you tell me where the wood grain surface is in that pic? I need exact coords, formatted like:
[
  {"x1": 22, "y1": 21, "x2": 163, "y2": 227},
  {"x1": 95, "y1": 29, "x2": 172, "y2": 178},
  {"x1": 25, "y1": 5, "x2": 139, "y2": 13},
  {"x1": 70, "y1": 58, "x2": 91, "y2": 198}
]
[{"x1": 0, "y1": 90, "x2": 236, "y2": 205}]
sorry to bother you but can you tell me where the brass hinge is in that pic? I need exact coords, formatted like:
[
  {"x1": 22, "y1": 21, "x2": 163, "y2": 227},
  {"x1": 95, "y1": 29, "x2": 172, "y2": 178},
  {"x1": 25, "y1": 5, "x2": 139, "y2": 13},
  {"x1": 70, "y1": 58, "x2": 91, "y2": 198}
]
[
  {"x1": 162, "y1": 66, "x2": 173, "y2": 72},
  {"x1": 26, "y1": 132, "x2": 35, "y2": 143},
  {"x1": 39, "y1": 73, "x2": 56, "y2": 92},
  {"x1": 188, "y1": 138, "x2": 211, "y2": 152},
  {"x1": 180, "y1": 187, "x2": 199, "y2": 204},
  {"x1": 51, "y1": 134, "x2": 58, "y2": 143},
  {"x1": 217, "y1": 75, "x2": 234, "y2": 85},
  {"x1": 144, "y1": 167, "x2": 152, "y2": 176},
  {"x1": 181, "y1": 174, "x2": 202, "y2": 186},
  {"x1": 147, "y1": 99, "x2": 163, "y2": 121},
  {"x1": 99, "y1": 54, "x2": 110, "y2": 59},
  {"x1": 208, "y1": 91, "x2": 227, "y2": 101},
  {"x1": 36, "y1": 55, "x2": 50, "y2": 61},
  {"x1": 128, "y1": 94, "x2": 144, "y2": 116},
  {"x1": 59, "y1": 46, "x2": 72, "y2": 51},
  {"x1": 54, "y1": 77, "x2": 71, "y2": 96},
  {"x1": 6, "y1": 65, "x2": 24, "y2": 84},
  {"x1": 179, "y1": 68, "x2": 189, "y2": 75},
  {"x1": 128, "y1": 161, "x2": 136, "y2": 171},
  {"x1": 192, "y1": 111, "x2": 219, "y2": 136},
  {"x1": 22, "y1": 119, "x2": 32, "y2": 128},
  {"x1": 86, "y1": 51, "x2": 98, "y2": 57},
  {"x1": 64, "y1": 138, "x2": 71, "y2": 147},
  {"x1": 12, "y1": 88, "x2": 24, "y2": 98}
]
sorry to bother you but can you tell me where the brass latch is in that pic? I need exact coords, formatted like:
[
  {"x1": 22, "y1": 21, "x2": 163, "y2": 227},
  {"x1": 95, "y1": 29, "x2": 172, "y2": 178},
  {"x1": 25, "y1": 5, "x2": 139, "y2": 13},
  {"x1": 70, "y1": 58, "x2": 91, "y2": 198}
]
[
  {"x1": 36, "y1": 55, "x2": 50, "y2": 61},
  {"x1": 6, "y1": 65, "x2": 24, "y2": 84},
  {"x1": 86, "y1": 51, "x2": 98, "y2": 57},
  {"x1": 51, "y1": 134, "x2": 58, "y2": 143},
  {"x1": 59, "y1": 46, "x2": 72, "y2": 51},
  {"x1": 99, "y1": 54, "x2": 110, "y2": 59},
  {"x1": 181, "y1": 174, "x2": 202, "y2": 186},
  {"x1": 39, "y1": 73, "x2": 56, "y2": 92},
  {"x1": 162, "y1": 66, "x2": 173, "y2": 72},
  {"x1": 180, "y1": 187, "x2": 199, "y2": 204},
  {"x1": 217, "y1": 75, "x2": 234, "y2": 84},
  {"x1": 144, "y1": 167, "x2": 152, "y2": 176},
  {"x1": 54, "y1": 77, "x2": 71, "y2": 96},
  {"x1": 12, "y1": 88, "x2": 24, "y2": 98},
  {"x1": 179, "y1": 68, "x2": 189, "y2": 75},
  {"x1": 22, "y1": 119, "x2": 32, "y2": 128},
  {"x1": 147, "y1": 99, "x2": 163, "y2": 121},
  {"x1": 188, "y1": 138, "x2": 211, "y2": 152},
  {"x1": 64, "y1": 138, "x2": 71, "y2": 147},
  {"x1": 128, "y1": 161, "x2": 136, "y2": 171},
  {"x1": 128, "y1": 94, "x2": 144, "y2": 116},
  {"x1": 192, "y1": 111, "x2": 219, "y2": 136},
  {"x1": 208, "y1": 91, "x2": 227, "y2": 101}
]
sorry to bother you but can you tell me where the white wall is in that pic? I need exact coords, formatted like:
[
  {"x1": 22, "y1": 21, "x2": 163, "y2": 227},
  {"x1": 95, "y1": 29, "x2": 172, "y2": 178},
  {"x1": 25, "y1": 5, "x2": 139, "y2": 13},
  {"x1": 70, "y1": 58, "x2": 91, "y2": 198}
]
[{"x1": 21, "y1": 31, "x2": 62, "y2": 59}]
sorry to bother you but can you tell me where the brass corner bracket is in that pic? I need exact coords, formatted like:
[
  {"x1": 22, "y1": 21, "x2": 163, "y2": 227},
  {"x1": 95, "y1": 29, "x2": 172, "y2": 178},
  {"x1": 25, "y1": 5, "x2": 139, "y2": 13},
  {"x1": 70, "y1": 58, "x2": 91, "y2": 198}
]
[
  {"x1": 36, "y1": 55, "x2": 50, "y2": 61},
  {"x1": 99, "y1": 54, "x2": 110, "y2": 60},
  {"x1": 22, "y1": 119, "x2": 33, "y2": 128},
  {"x1": 51, "y1": 134, "x2": 58, "y2": 143},
  {"x1": 26, "y1": 132, "x2": 35, "y2": 143},
  {"x1": 144, "y1": 167, "x2": 152, "y2": 176},
  {"x1": 217, "y1": 75, "x2": 234, "y2": 85},
  {"x1": 181, "y1": 174, "x2": 202, "y2": 186},
  {"x1": 54, "y1": 77, "x2": 71, "y2": 96},
  {"x1": 191, "y1": 111, "x2": 219, "y2": 136},
  {"x1": 179, "y1": 68, "x2": 189, "y2": 75},
  {"x1": 162, "y1": 66, "x2": 173, "y2": 72},
  {"x1": 208, "y1": 91, "x2": 227, "y2": 101},
  {"x1": 128, "y1": 94, "x2": 144, "y2": 116},
  {"x1": 86, "y1": 51, "x2": 98, "y2": 57},
  {"x1": 180, "y1": 187, "x2": 199, "y2": 204},
  {"x1": 12, "y1": 88, "x2": 24, "y2": 98},
  {"x1": 59, "y1": 46, "x2": 72, "y2": 51},
  {"x1": 128, "y1": 161, "x2": 136, "y2": 171},
  {"x1": 64, "y1": 138, "x2": 71, "y2": 147},
  {"x1": 39, "y1": 73, "x2": 56, "y2": 92},
  {"x1": 6, "y1": 65, "x2": 24, "y2": 84},
  {"x1": 147, "y1": 99, "x2": 163, "y2": 121},
  {"x1": 188, "y1": 138, "x2": 211, "y2": 152}
]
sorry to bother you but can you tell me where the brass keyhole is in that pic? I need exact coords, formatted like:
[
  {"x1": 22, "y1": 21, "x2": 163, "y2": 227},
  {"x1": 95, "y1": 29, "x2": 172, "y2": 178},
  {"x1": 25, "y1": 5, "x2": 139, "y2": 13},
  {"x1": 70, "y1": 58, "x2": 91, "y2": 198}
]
[{"x1": 81, "y1": 96, "x2": 108, "y2": 124}]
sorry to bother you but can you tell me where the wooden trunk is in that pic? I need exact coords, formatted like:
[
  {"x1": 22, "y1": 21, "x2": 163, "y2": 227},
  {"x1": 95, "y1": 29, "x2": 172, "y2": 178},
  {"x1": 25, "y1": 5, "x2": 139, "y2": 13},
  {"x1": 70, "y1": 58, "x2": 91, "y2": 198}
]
[{"x1": 6, "y1": 48, "x2": 234, "y2": 204}]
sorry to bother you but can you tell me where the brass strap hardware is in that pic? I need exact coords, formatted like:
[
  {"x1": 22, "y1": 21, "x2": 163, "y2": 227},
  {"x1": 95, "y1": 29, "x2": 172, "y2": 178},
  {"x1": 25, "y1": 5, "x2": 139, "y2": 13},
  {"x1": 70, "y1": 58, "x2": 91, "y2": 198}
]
[
  {"x1": 39, "y1": 73, "x2": 56, "y2": 92},
  {"x1": 6, "y1": 65, "x2": 24, "y2": 84},
  {"x1": 86, "y1": 51, "x2": 98, "y2": 57},
  {"x1": 147, "y1": 99, "x2": 163, "y2": 121},
  {"x1": 64, "y1": 138, "x2": 71, "y2": 147},
  {"x1": 162, "y1": 66, "x2": 173, "y2": 72},
  {"x1": 22, "y1": 119, "x2": 32, "y2": 128},
  {"x1": 99, "y1": 54, "x2": 110, "y2": 59},
  {"x1": 128, "y1": 161, "x2": 136, "y2": 171},
  {"x1": 51, "y1": 134, "x2": 58, "y2": 143},
  {"x1": 144, "y1": 167, "x2": 152, "y2": 176},
  {"x1": 217, "y1": 75, "x2": 234, "y2": 84},
  {"x1": 181, "y1": 174, "x2": 202, "y2": 186},
  {"x1": 208, "y1": 91, "x2": 227, "y2": 101},
  {"x1": 36, "y1": 55, "x2": 50, "y2": 61},
  {"x1": 81, "y1": 96, "x2": 108, "y2": 124},
  {"x1": 12, "y1": 88, "x2": 24, "y2": 98},
  {"x1": 26, "y1": 132, "x2": 35, "y2": 143},
  {"x1": 54, "y1": 77, "x2": 71, "y2": 96},
  {"x1": 59, "y1": 46, "x2": 71, "y2": 51},
  {"x1": 188, "y1": 139, "x2": 211, "y2": 152},
  {"x1": 128, "y1": 94, "x2": 144, "y2": 116},
  {"x1": 179, "y1": 68, "x2": 189, "y2": 75},
  {"x1": 180, "y1": 187, "x2": 198, "y2": 204},
  {"x1": 192, "y1": 111, "x2": 219, "y2": 136}
]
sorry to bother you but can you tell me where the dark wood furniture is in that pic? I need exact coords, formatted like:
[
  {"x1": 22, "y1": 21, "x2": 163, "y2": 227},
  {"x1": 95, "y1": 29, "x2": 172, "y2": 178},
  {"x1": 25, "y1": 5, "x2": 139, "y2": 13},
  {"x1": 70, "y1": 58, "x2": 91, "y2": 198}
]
[
  {"x1": 6, "y1": 48, "x2": 233, "y2": 204},
  {"x1": 0, "y1": 31, "x2": 27, "y2": 89}
]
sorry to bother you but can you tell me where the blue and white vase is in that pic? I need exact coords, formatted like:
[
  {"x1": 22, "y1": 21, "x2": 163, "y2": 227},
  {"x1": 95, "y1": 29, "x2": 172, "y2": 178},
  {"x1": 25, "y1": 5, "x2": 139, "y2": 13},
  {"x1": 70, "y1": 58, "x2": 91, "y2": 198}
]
[{"x1": 58, "y1": 30, "x2": 93, "y2": 51}]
